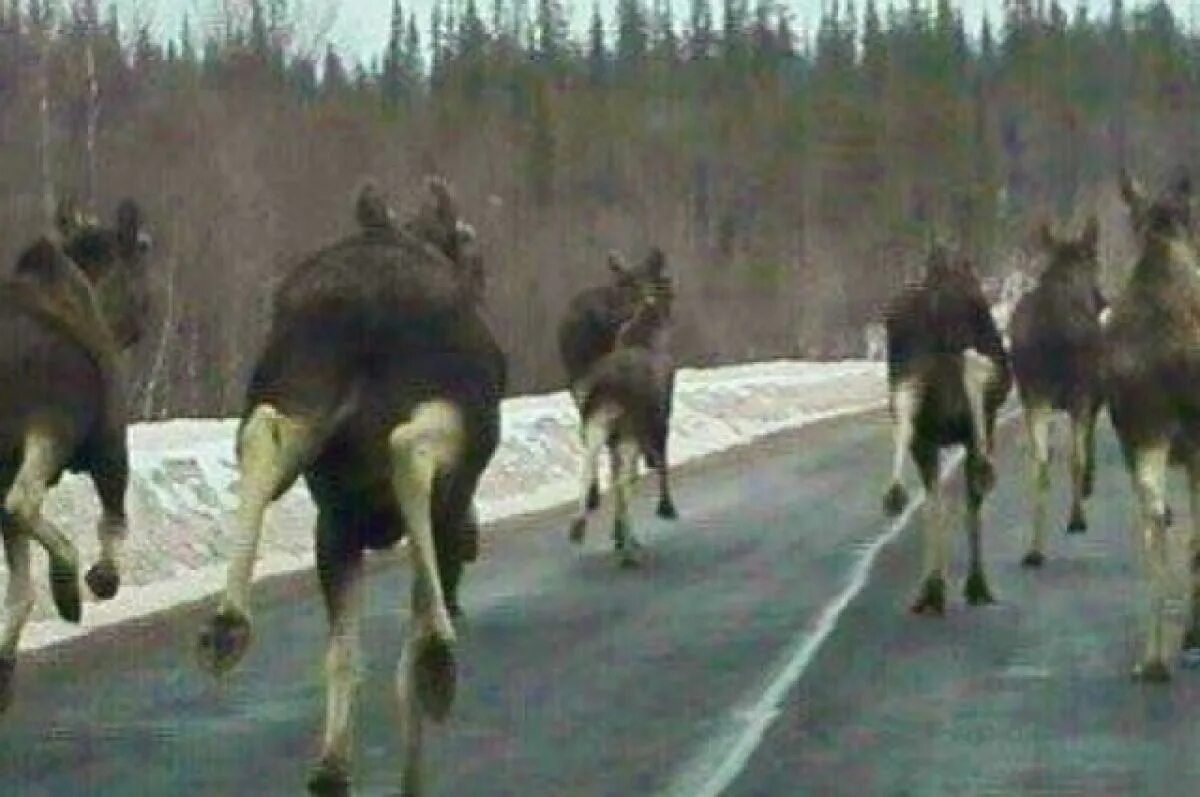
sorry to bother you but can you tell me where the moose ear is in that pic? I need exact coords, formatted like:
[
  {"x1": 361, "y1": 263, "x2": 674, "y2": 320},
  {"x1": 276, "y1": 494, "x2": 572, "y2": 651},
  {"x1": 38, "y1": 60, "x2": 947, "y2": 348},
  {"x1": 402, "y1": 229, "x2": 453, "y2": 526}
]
[
  {"x1": 54, "y1": 195, "x2": 83, "y2": 240},
  {"x1": 607, "y1": 250, "x2": 631, "y2": 279},
  {"x1": 643, "y1": 247, "x2": 667, "y2": 280},
  {"x1": 115, "y1": 199, "x2": 149, "y2": 258},
  {"x1": 1174, "y1": 172, "x2": 1193, "y2": 199},
  {"x1": 1119, "y1": 168, "x2": 1146, "y2": 213},
  {"x1": 1036, "y1": 220, "x2": 1056, "y2": 250},
  {"x1": 1080, "y1": 215, "x2": 1099, "y2": 252},
  {"x1": 355, "y1": 180, "x2": 396, "y2": 229},
  {"x1": 424, "y1": 175, "x2": 459, "y2": 228}
]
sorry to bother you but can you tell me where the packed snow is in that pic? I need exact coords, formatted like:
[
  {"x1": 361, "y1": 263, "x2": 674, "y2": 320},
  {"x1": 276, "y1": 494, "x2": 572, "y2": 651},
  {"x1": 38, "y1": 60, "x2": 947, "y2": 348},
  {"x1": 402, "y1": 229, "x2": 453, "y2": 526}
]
[{"x1": 12, "y1": 360, "x2": 886, "y2": 652}]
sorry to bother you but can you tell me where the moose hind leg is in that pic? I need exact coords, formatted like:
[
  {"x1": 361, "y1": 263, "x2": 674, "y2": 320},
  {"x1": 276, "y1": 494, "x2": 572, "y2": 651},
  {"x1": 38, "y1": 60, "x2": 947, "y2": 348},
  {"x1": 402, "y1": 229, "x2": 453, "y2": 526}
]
[
  {"x1": 1083, "y1": 402, "x2": 1100, "y2": 498},
  {"x1": 910, "y1": 444, "x2": 947, "y2": 616},
  {"x1": 390, "y1": 402, "x2": 461, "y2": 678},
  {"x1": 4, "y1": 430, "x2": 80, "y2": 623},
  {"x1": 570, "y1": 408, "x2": 614, "y2": 544},
  {"x1": 613, "y1": 438, "x2": 643, "y2": 568},
  {"x1": 0, "y1": 530, "x2": 32, "y2": 713},
  {"x1": 1022, "y1": 405, "x2": 1052, "y2": 568},
  {"x1": 1067, "y1": 413, "x2": 1090, "y2": 533},
  {"x1": 1130, "y1": 443, "x2": 1172, "y2": 682},
  {"x1": 1182, "y1": 465, "x2": 1200, "y2": 665},
  {"x1": 652, "y1": 422, "x2": 677, "y2": 520},
  {"x1": 962, "y1": 349, "x2": 997, "y2": 492},
  {"x1": 308, "y1": 529, "x2": 363, "y2": 797},
  {"x1": 964, "y1": 450, "x2": 996, "y2": 605},
  {"x1": 883, "y1": 379, "x2": 918, "y2": 517},
  {"x1": 85, "y1": 447, "x2": 130, "y2": 601},
  {"x1": 199, "y1": 405, "x2": 313, "y2": 676}
]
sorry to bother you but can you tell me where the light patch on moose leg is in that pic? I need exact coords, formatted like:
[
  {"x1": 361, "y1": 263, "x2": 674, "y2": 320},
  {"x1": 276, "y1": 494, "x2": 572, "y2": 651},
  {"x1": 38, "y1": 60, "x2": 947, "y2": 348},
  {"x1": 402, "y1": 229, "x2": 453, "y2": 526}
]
[
  {"x1": 883, "y1": 379, "x2": 918, "y2": 517},
  {"x1": 570, "y1": 406, "x2": 617, "y2": 544},
  {"x1": 1067, "y1": 414, "x2": 1090, "y2": 534},
  {"x1": 309, "y1": 554, "x2": 364, "y2": 796},
  {"x1": 1021, "y1": 405, "x2": 1052, "y2": 568},
  {"x1": 962, "y1": 348, "x2": 998, "y2": 490},
  {"x1": 198, "y1": 405, "x2": 313, "y2": 677},
  {"x1": 390, "y1": 401, "x2": 463, "y2": 650},
  {"x1": 0, "y1": 532, "x2": 32, "y2": 713},
  {"x1": 4, "y1": 430, "x2": 80, "y2": 624},
  {"x1": 614, "y1": 437, "x2": 643, "y2": 568},
  {"x1": 1130, "y1": 443, "x2": 1173, "y2": 682}
]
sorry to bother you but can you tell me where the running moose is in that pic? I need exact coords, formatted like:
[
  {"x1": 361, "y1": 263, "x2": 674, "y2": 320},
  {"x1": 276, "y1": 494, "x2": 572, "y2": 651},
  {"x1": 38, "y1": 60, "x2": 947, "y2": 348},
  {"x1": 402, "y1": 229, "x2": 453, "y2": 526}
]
[
  {"x1": 882, "y1": 242, "x2": 1012, "y2": 614},
  {"x1": 197, "y1": 178, "x2": 506, "y2": 795}
]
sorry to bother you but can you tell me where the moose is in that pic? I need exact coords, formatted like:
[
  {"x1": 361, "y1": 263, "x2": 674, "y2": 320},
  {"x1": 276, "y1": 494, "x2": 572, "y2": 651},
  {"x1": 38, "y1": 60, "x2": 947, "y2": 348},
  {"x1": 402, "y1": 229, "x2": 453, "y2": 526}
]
[
  {"x1": 1009, "y1": 218, "x2": 1107, "y2": 567},
  {"x1": 558, "y1": 248, "x2": 678, "y2": 521},
  {"x1": 0, "y1": 198, "x2": 153, "y2": 713},
  {"x1": 1105, "y1": 168, "x2": 1200, "y2": 682},
  {"x1": 196, "y1": 178, "x2": 506, "y2": 795},
  {"x1": 882, "y1": 241, "x2": 1012, "y2": 615},
  {"x1": 567, "y1": 275, "x2": 674, "y2": 566}
]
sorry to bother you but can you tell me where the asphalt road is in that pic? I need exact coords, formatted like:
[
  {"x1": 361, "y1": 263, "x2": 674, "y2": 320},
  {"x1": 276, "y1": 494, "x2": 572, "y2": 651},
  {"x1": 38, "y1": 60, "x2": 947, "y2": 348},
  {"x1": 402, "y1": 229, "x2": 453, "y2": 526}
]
[{"x1": 2, "y1": 407, "x2": 1198, "y2": 796}]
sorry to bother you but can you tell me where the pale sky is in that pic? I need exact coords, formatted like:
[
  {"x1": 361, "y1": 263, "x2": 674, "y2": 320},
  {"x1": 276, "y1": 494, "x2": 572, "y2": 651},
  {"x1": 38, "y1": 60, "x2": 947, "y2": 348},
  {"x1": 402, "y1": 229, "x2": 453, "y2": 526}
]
[{"x1": 113, "y1": 0, "x2": 1200, "y2": 66}]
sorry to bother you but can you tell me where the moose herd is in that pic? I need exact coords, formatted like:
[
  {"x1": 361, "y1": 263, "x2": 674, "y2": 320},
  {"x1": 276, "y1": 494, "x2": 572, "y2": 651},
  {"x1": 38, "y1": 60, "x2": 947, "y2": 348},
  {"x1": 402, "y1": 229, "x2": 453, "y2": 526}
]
[
  {"x1": 0, "y1": 167, "x2": 1197, "y2": 794},
  {"x1": 882, "y1": 168, "x2": 1200, "y2": 685}
]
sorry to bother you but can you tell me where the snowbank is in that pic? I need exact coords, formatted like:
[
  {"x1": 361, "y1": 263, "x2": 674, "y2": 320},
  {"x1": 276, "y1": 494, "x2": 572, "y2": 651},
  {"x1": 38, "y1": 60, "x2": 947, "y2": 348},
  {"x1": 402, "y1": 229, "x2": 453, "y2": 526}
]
[{"x1": 13, "y1": 360, "x2": 886, "y2": 652}]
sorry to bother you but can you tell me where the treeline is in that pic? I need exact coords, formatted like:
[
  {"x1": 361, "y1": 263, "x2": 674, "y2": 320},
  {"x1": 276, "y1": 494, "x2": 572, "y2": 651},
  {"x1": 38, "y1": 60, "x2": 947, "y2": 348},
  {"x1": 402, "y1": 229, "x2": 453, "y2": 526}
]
[{"x1": 0, "y1": 0, "x2": 1195, "y2": 418}]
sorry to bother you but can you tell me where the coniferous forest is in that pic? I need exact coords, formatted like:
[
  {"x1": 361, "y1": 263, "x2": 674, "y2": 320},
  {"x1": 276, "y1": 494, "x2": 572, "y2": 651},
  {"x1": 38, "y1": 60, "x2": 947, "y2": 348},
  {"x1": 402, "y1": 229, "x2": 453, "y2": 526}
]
[{"x1": 0, "y1": 0, "x2": 1194, "y2": 417}]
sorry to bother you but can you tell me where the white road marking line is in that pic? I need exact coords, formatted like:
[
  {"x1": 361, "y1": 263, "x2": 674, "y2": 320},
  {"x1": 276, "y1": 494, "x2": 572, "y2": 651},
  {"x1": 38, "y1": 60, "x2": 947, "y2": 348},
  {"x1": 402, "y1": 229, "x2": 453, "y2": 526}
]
[{"x1": 661, "y1": 410, "x2": 1017, "y2": 797}]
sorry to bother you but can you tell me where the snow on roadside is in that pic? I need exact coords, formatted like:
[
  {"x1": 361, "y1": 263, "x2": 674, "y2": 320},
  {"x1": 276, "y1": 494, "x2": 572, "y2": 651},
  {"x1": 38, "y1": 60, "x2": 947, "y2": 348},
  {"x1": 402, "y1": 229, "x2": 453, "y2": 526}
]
[{"x1": 13, "y1": 359, "x2": 885, "y2": 652}]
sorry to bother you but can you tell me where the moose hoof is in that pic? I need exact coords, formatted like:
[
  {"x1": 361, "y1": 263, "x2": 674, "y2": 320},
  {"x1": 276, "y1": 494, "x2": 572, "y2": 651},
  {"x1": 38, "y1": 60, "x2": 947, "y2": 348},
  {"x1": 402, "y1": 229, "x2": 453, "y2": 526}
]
[
  {"x1": 415, "y1": 636, "x2": 456, "y2": 722},
  {"x1": 49, "y1": 555, "x2": 82, "y2": 624},
  {"x1": 974, "y1": 458, "x2": 997, "y2": 494},
  {"x1": 1181, "y1": 631, "x2": 1200, "y2": 669},
  {"x1": 964, "y1": 571, "x2": 996, "y2": 606},
  {"x1": 883, "y1": 484, "x2": 909, "y2": 518},
  {"x1": 85, "y1": 561, "x2": 120, "y2": 601},
  {"x1": 656, "y1": 498, "x2": 678, "y2": 520},
  {"x1": 1132, "y1": 659, "x2": 1172, "y2": 683},
  {"x1": 307, "y1": 758, "x2": 351, "y2": 796},
  {"x1": 910, "y1": 575, "x2": 946, "y2": 616},
  {"x1": 568, "y1": 518, "x2": 586, "y2": 544},
  {"x1": 197, "y1": 609, "x2": 252, "y2": 676},
  {"x1": 0, "y1": 655, "x2": 14, "y2": 715},
  {"x1": 586, "y1": 484, "x2": 601, "y2": 511},
  {"x1": 1021, "y1": 550, "x2": 1046, "y2": 569},
  {"x1": 618, "y1": 547, "x2": 643, "y2": 569},
  {"x1": 1067, "y1": 513, "x2": 1088, "y2": 534}
]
